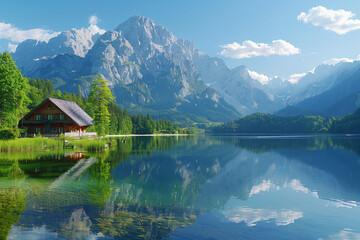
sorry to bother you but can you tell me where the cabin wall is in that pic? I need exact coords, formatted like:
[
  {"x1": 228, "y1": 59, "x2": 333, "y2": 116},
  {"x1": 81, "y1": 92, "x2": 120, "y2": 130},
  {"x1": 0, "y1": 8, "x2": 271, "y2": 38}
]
[
  {"x1": 25, "y1": 100, "x2": 71, "y2": 121},
  {"x1": 23, "y1": 124, "x2": 87, "y2": 134},
  {"x1": 21, "y1": 99, "x2": 89, "y2": 134}
]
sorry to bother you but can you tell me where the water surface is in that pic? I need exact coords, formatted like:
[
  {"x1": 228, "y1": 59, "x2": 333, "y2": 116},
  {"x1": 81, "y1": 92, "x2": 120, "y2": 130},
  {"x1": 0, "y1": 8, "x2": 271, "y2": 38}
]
[{"x1": 1, "y1": 135, "x2": 360, "y2": 239}]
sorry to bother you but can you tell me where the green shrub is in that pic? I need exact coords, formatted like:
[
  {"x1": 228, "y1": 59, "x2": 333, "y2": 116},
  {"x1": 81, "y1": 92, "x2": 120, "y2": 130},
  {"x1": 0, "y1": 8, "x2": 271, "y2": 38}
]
[
  {"x1": 18, "y1": 127, "x2": 27, "y2": 134},
  {"x1": 0, "y1": 128, "x2": 19, "y2": 140}
]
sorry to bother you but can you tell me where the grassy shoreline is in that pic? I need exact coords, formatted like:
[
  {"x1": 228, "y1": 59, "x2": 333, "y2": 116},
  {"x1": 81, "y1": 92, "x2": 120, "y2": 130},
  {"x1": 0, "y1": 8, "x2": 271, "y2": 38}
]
[
  {"x1": 0, "y1": 138, "x2": 108, "y2": 153},
  {"x1": 0, "y1": 138, "x2": 62, "y2": 152},
  {"x1": 105, "y1": 133, "x2": 191, "y2": 137},
  {"x1": 0, "y1": 134, "x2": 190, "y2": 153}
]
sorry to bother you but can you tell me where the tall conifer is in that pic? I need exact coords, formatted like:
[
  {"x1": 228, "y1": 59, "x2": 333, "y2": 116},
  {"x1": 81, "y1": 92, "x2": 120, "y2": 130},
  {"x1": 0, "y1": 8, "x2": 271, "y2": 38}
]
[{"x1": 88, "y1": 76, "x2": 115, "y2": 136}]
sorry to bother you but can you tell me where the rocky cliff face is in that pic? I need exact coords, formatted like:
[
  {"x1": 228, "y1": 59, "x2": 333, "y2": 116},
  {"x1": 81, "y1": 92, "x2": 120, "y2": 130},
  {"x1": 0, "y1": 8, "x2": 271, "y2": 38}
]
[
  {"x1": 193, "y1": 57, "x2": 278, "y2": 114},
  {"x1": 13, "y1": 28, "x2": 101, "y2": 73},
  {"x1": 13, "y1": 16, "x2": 242, "y2": 123},
  {"x1": 14, "y1": 15, "x2": 360, "y2": 121}
]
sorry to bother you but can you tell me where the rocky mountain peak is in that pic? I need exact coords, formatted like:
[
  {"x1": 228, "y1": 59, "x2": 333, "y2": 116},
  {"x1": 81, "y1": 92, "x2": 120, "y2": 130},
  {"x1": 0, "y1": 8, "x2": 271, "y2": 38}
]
[
  {"x1": 14, "y1": 15, "x2": 299, "y2": 121},
  {"x1": 116, "y1": 16, "x2": 177, "y2": 49},
  {"x1": 12, "y1": 26, "x2": 102, "y2": 72},
  {"x1": 57, "y1": 28, "x2": 100, "y2": 57},
  {"x1": 120, "y1": 15, "x2": 155, "y2": 28}
]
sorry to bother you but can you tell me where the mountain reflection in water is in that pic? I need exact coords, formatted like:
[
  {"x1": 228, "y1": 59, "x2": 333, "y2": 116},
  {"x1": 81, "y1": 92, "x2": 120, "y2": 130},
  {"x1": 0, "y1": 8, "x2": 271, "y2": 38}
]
[{"x1": 0, "y1": 135, "x2": 360, "y2": 240}]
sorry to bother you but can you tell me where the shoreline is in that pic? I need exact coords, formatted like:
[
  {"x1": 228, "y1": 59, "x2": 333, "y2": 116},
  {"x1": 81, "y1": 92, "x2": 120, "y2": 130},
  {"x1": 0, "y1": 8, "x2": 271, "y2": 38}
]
[{"x1": 105, "y1": 134, "x2": 192, "y2": 137}]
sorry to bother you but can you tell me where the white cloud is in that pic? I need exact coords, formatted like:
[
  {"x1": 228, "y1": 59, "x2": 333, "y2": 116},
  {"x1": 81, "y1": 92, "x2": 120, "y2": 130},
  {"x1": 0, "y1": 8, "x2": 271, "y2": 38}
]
[
  {"x1": 323, "y1": 55, "x2": 360, "y2": 65},
  {"x1": 248, "y1": 70, "x2": 270, "y2": 85},
  {"x1": 222, "y1": 207, "x2": 303, "y2": 227},
  {"x1": 323, "y1": 58, "x2": 354, "y2": 65},
  {"x1": 9, "y1": 225, "x2": 103, "y2": 240},
  {"x1": 1, "y1": 15, "x2": 106, "y2": 52},
  {"x1": 330, "y1": 199, "x2": 357, "y2": 209},
  {"x1": 287, "y1": 73, "x2": 307, "y2": 84},
  {"x1": 289, "y1": 179, "x2": 309, "y2": 193},
  {"x1": 0, "y1": 22, "x2": 60, "y2": 43},
  {"x1": 249, "y1": 180, "x2": 273, "y2": 196},
  {"x1": 285, "y1": 179, "x2": 319, "y2": 198},
  {"x1": 89, "y1": 15, "x2": 98, "y2": 25},
  {"x1": 286, "y1": 54, "x2": 360, "y2": 84},
  {"x1": 298, "y1": 6, "x2": 360, "y2": 34},
  {"x1": 8, "y1": 43, "x2": 18, "y2": 52},
  {"x1": 220, "y1": 40, "x2": 300, "y2": 59},
  {"x1": 88, "y1": 15, "x2": 106, "y2": 35},
  {"x1": 329, "y1": 229, "x2": 360, "y2": 240}
]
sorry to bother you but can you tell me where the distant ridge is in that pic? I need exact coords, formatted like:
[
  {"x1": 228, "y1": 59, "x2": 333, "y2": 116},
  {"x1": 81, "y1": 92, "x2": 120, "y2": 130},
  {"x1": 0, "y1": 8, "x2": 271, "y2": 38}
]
[{"x1": 12, "y1": 16, "x2": 360, "y2": 121}]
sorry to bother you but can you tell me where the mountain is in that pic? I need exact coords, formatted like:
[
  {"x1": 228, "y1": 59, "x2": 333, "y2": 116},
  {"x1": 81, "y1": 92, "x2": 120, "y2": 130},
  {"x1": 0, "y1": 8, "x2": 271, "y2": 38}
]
[
  {"x1": 13, "y1": 28, "x2": 101, "y2": 72},
  {"x1": 14, "y1": 15, "x2": 358, "y2": 121},
  {"x1": 193, "y1": 54, "x2": 281, "y2": 114},
  {"x1": 276, "y1": 61, "x2": 360, "y2": 117},
  {"x1": 12, "y1": 16, "x2": 285, "y2": 122},
  {"x1": 13, "y1": 16, "x2": 242, "y2": 124}
]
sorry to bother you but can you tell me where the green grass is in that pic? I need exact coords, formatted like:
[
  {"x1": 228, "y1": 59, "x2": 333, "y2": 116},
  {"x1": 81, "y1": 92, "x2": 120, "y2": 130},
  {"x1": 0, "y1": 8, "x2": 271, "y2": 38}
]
[
  {"x1": 68, "y1": 139, "x2": 108, "y2": 152},
  {"x1": 0, "y1": 138, "x2": 110, "y2": 153},
  {"x1": 0, "y1": 150, "x2": 67, "y2": 162},
  {"x1": 0, "y1": 138, "x2": 62, "y2": 152}
]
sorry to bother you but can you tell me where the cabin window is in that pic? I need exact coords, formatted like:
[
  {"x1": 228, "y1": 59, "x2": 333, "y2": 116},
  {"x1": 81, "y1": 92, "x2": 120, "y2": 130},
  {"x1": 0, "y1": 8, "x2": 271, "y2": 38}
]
[
  {"x1": 59, "y1": 114, "x2": 65, "y2": 120},
  {"x1": 48, "y1": 114, "x2": 58, "y2": 120},
  {"x1": 47, "y1": 105, "x2": 52, "y2": 109},
  {"x1": 58, "y1": 127, "x2": 64, "y2": 133},
  {"x1": 36, "y1": 115, "x2": 46, "y2": 120},
  {"x1": 35, "y1": 127, "x2": 41, "y2": 133}
]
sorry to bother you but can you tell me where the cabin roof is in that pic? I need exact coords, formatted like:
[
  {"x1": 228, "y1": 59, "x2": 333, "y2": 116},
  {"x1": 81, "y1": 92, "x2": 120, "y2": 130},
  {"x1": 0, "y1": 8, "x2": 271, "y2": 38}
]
[
  {"x1": 48, "y1": 98, "x2": 93, "y2": 126},
  {"x1": 22, "y1": 97, "x2": 93, "y2": 126}
]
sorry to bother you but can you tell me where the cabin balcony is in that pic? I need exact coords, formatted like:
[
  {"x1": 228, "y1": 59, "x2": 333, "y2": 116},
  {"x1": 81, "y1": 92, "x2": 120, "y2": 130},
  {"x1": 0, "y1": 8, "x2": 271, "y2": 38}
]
[{"x1": 22, "y1": 120, "x2": 73, "y2": 125}]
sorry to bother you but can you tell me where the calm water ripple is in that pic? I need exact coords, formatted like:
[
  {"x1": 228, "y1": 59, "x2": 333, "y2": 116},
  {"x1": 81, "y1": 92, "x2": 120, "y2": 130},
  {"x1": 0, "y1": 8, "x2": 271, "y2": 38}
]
[{"x1": 1, "y1": 135, "x2": 360, "y2": 240}]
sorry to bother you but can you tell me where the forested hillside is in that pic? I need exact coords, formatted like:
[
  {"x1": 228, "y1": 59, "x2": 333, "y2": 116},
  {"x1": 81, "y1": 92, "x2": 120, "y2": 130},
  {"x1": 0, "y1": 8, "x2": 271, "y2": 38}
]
[
  {"x1": 212, "y1": 113, "x2": 335, "y2": 134},
  {"x1": 0, "y1": 52, "x2": 194, "y2": 138},
  {"x1": 27, "y1": 77, "x2": 192, "y2": 135},
  {"x1": 213, "y1": 109, "x2": 360, "y2": 134},
  {"x1": 329, "y1": 108, "x2": 360, "y2": 133}
]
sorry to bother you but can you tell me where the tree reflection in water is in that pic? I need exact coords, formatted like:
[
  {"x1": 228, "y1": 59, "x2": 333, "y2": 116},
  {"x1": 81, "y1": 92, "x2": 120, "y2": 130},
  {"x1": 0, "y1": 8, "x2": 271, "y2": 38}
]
[
  {"x1": 0, "y1": 188, "x2": 26, "y2": 240},
  {"x1": 1, "y1": 135, "x2": 360, "y2": 239}
]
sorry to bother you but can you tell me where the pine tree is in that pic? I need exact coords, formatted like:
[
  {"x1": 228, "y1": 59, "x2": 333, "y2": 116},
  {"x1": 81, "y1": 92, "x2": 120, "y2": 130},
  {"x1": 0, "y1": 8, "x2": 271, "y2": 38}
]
[
  {"x1": 123, "y1": 109, "x2": 132, "y2": 134},
  {"x1": 88, "y1": 76, "x2": 115, "y2": 136},
  {"x1": 136, "y1": 114, "x2": 143, "y2": 133},
  {"x1": 77, "y1": 85, "x2": 83, "y2": 105},
  {"x1": 117, "y1": 111, "x2": 123, "y2": 133}
]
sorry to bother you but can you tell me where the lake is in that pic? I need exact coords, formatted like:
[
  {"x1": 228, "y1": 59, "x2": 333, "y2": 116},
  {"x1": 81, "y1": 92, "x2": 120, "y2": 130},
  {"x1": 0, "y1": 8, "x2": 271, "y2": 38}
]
[{"x1": 1, "y1": 135, "x2": 360, "y2": 240}]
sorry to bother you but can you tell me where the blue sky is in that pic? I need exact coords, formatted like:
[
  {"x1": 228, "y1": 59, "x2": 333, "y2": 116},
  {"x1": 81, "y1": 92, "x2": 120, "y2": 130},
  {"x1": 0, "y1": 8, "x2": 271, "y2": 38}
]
[{"x1": 1, "y1": 0, "x2": 360, "y2": 78}]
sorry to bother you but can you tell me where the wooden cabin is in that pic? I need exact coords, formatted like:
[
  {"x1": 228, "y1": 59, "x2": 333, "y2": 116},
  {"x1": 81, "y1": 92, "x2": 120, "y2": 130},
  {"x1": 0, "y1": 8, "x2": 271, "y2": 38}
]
[{"x1": 19, "y1": 97, "x2": 94, "y2": 137}]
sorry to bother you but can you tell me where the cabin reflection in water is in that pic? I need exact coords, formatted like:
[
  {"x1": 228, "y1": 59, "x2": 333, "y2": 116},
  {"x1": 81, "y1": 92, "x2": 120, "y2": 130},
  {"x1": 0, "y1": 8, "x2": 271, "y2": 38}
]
[
  {"x1": 64, "y1": 152, "x2": 86, "y2": 161},
  {"x1": 2, "y1": 136, "x2": 360, "y2": 240}
]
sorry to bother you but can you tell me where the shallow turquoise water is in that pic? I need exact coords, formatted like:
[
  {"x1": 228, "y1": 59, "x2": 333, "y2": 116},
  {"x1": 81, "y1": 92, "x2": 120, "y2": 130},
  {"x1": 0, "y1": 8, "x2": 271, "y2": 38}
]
[{"x1": 1, "y1": 135, "x2": 360, "y2": 239}]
